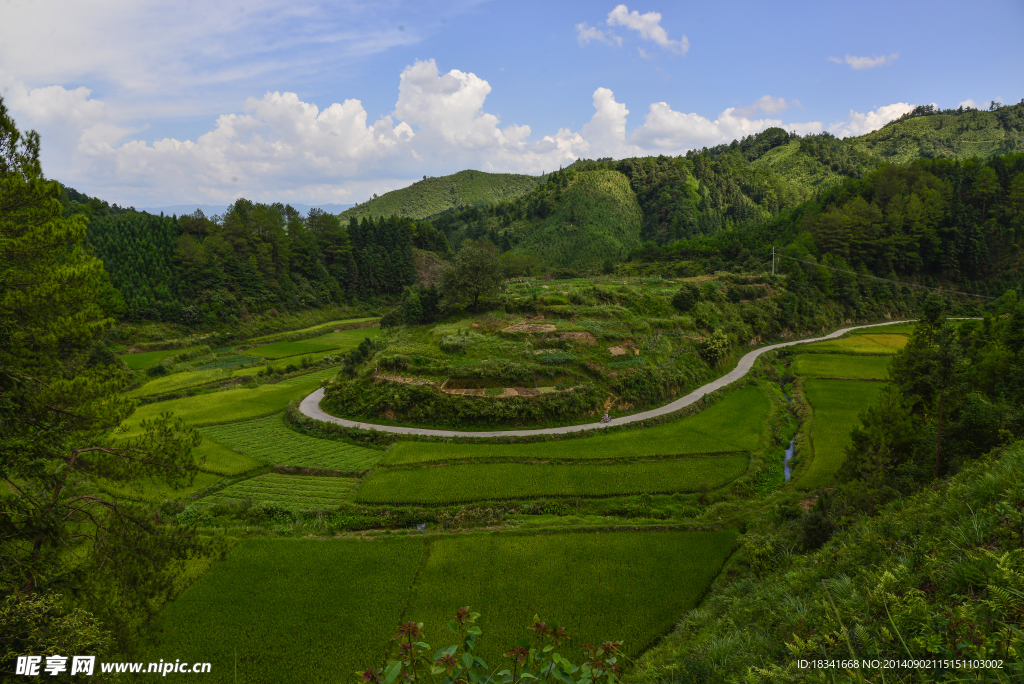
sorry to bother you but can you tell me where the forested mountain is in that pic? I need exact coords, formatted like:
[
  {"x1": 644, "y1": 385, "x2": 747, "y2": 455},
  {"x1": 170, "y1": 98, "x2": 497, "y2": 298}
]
[
  {"x1": 425, "y1": 102, "x2": 1024, "y2": 269},
  {"x1": 83, "y1": 200, "x2": 450, "y2": 324},
  {"x1": 339, "y1": 169, "x2": 541, "y2": 222},
  {"x1": 69, "y1": 101, "x2": 1024, "y2": 323},
  {"x1": 635, "y1": 152, "x2": 1024, "y2": 300}
]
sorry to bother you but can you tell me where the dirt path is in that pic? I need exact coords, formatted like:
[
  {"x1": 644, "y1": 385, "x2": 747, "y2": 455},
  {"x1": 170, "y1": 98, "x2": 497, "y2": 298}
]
[{"x1": 298, "y1": 321, "x2": 914, "y2": 438}]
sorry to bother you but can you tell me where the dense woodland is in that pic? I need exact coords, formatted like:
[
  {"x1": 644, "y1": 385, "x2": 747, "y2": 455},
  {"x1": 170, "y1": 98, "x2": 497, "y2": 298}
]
[{"x1": 80, "y1": 201, "x2": 450, "y2": 323}]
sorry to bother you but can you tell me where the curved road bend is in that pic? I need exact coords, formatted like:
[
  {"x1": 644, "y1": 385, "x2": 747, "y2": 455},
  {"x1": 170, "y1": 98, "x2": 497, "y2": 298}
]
[{"x1": 298, "y1": 320, "x2": 914, "y2": 439}]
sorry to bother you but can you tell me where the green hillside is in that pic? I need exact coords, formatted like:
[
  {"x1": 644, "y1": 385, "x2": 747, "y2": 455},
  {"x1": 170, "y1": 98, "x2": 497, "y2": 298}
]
[
  {"x1": 852, "y1": 103, "x2": 1024, "y2": 164},
  {"x1": 510, "y1": 169, "x2": 643, "y2": 269},
  {"x1": 340, "y1": 170, "x2": 541, "y2": 221}
]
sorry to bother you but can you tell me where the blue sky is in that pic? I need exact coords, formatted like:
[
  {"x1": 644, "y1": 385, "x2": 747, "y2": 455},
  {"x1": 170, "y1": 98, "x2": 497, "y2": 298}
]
[{"x1": 1, "y1": 0, "x2": 1021, "y2": 208}]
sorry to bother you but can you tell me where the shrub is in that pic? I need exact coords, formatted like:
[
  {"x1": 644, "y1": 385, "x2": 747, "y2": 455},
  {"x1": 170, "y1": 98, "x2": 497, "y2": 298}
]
[
  {"x1": 698, "y1": 329, "x2": 730, "y2": 366},
  {"x1": 672, "y1": 282, "x2": 700, "y2": 312}
]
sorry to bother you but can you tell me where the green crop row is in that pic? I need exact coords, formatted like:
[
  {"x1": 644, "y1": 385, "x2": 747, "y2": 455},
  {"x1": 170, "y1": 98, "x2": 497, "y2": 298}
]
[
  {"x1": 143, "y1": 530, "x2": 735, "y2": 683},
  {"x1": 193, "y1": 438, "x2": 265, "y2": 476},
  {"x1": 384, "y1": 384, "x2": 768, "y2": 466},
  {"x1": 200, "y1": 473, "x2": 357, "y2": 508},
  {"x1": 791, "y1": 353, "x2": 891, "y2": 380},
  {"x1": 200, "y1": 413, "x2": 381, "y2": 471},
  {"x1": 357, "y1": 456, "x2": 748, "y2": 505},
  {"x1": 799, "y1": 378, "x2": 887, "y2": 489}
]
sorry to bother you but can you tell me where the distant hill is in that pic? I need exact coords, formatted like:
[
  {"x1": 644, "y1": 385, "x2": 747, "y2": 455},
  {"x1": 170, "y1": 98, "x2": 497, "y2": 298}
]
[
  {"x1": 139, "y1": 202, "x2": 354, "y2": 217},
  {"x1": 340, "y1": 170, "x2": 542, "y2": 221}
]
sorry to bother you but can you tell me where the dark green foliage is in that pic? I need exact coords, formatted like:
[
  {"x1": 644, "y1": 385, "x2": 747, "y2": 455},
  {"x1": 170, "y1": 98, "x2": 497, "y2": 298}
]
[
  {"x1": 324, "y1": 378, "x2": 604, "y2": 429},
  {"x1": 672, "y1": 282, "x2": 700, "y2": 311},
  {"x1": 438, "y1": 238, "x2": 504, "y2": 311}
]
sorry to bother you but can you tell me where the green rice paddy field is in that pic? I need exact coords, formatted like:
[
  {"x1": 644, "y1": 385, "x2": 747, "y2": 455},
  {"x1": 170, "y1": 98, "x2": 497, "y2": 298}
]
[
  {"x1": 121, "y1": 369, "x2": 336, "y2": 435},
  {"x1": 384, "y1": 385, "x2": 768, "y2": 465},
  {"x1": 801, "y1": 333, "x2": 907, "y2": 355},
  {"x1": 800, "y1": 379, "x2": 887, "y2": 489},
  {"x1": 357, "y1": 456, "x2": 749, "y2": 504},
  {"x1": 791, "y1": 354, "x2": 891, "y2": 380},
  {"x1": 200, "y1": 413, "x2": 382, "y2": 471},
  {"x1": 145, "y1": 530, "x2": 736, "y2": 684},
  {"x1": 201, "y1": 473, "x2": 358, "y2": 508}
]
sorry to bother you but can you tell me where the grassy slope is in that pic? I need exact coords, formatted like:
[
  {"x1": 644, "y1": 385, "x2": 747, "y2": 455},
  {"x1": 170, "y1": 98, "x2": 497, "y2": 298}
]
[
  {"x1": 384, "y1": 385, "x2": 768, "y2": 465},
  {"x1": 340, "y1": 170, "x2": 541, "y2": 221},
  {"x1": 629, "y1": 443, "x2": 1024, "y2": 684}
]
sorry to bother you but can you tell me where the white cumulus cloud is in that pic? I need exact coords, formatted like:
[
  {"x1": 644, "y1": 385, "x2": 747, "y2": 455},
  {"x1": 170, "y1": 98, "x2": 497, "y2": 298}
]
[
  {"x1": 829, "y1": 102, "x2": 914, "y2": 137},
  {"x1": 606, "y1": 5, "x2": 689, "y2": 55},
  {"x1": 958, "y1": 99, "x2": 981, "y2": 110},
  {"x1": 629, "y1": 102, "x2": 822, "y2": 153},
  {"x1": 828, "y1": 53, "x2": 899, "y2": 70},
  {"x1": 575, "y1": 22, "x2": 621, "y2": 47},
  {"x1": 5, "y1": 58, "x2": 908, "y2": 206}
]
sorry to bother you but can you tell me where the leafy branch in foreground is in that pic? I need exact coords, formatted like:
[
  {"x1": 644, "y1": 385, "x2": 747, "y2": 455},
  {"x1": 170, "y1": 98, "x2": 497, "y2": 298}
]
[{"x1": 363, "y1": 609, "x2": 624, "y2": 684}]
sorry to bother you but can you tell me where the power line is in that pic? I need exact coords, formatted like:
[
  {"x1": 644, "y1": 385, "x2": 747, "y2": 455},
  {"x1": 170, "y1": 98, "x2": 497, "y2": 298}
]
[{"x1": 774, "y1": 254, "x2": 996, "y2": 299}]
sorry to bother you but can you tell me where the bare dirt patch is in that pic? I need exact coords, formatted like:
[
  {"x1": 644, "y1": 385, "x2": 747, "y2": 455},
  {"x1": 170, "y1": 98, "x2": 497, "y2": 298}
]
[
  {"x1": 608, "y1": 344, "x2": 638, "y2": 356},
  {"x1": 505, "y1": 323, "x2": 557, "y2": 333},
  {"x1": 558, "y1": 331, "x2": 597, "y2": 345}
]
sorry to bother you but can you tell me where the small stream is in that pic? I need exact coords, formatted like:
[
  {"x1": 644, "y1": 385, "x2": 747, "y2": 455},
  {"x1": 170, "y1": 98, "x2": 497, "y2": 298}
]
[{"x1": 781, "y1": 382, "x2": 795, "y2": 482}]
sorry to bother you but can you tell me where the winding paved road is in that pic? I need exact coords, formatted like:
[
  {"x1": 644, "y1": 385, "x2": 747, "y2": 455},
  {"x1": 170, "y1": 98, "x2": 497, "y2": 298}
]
[{"x1": 298, "y1": 320, "x2": 913, "y2": 438}]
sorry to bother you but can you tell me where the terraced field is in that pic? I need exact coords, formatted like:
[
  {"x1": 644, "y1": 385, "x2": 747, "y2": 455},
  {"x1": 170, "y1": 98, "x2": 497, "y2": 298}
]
[
  {"x1": 121, "y1": 370, "x2": 334, "y2": 435},
  {"x1": 356, "y1": 456, "x2": 748, "y2": 504},
  {"x1": 384, "y1": 384, "x2": 768, "y2": 465},
  {"x1": 800, "y1": 378, "x2": 887, "y2": 489},
  {"x1": 201, "y1": 473, "x2": 358, "y2": 508},
  {"x1": 200, "y1": 413, "x2": 381, "y2": 471},
  {"x1": 791, "y1": 354, "x2": 891, "y2": 380},
  {"x1": 144, "y1": 530, "x2": 735, "y2": 683},
  {"x1": 801, "y1": 333, "x2": 907, "y2": 354}
]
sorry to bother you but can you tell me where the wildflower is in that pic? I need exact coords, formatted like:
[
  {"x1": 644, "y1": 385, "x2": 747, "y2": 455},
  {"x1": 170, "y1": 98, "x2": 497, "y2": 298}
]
[
  {"x1": 362, "y1": 669, "x2": 381, "y2": 683},
  {"x1": 455, "y1": 607, "x2": 471, "y2": 624}
]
